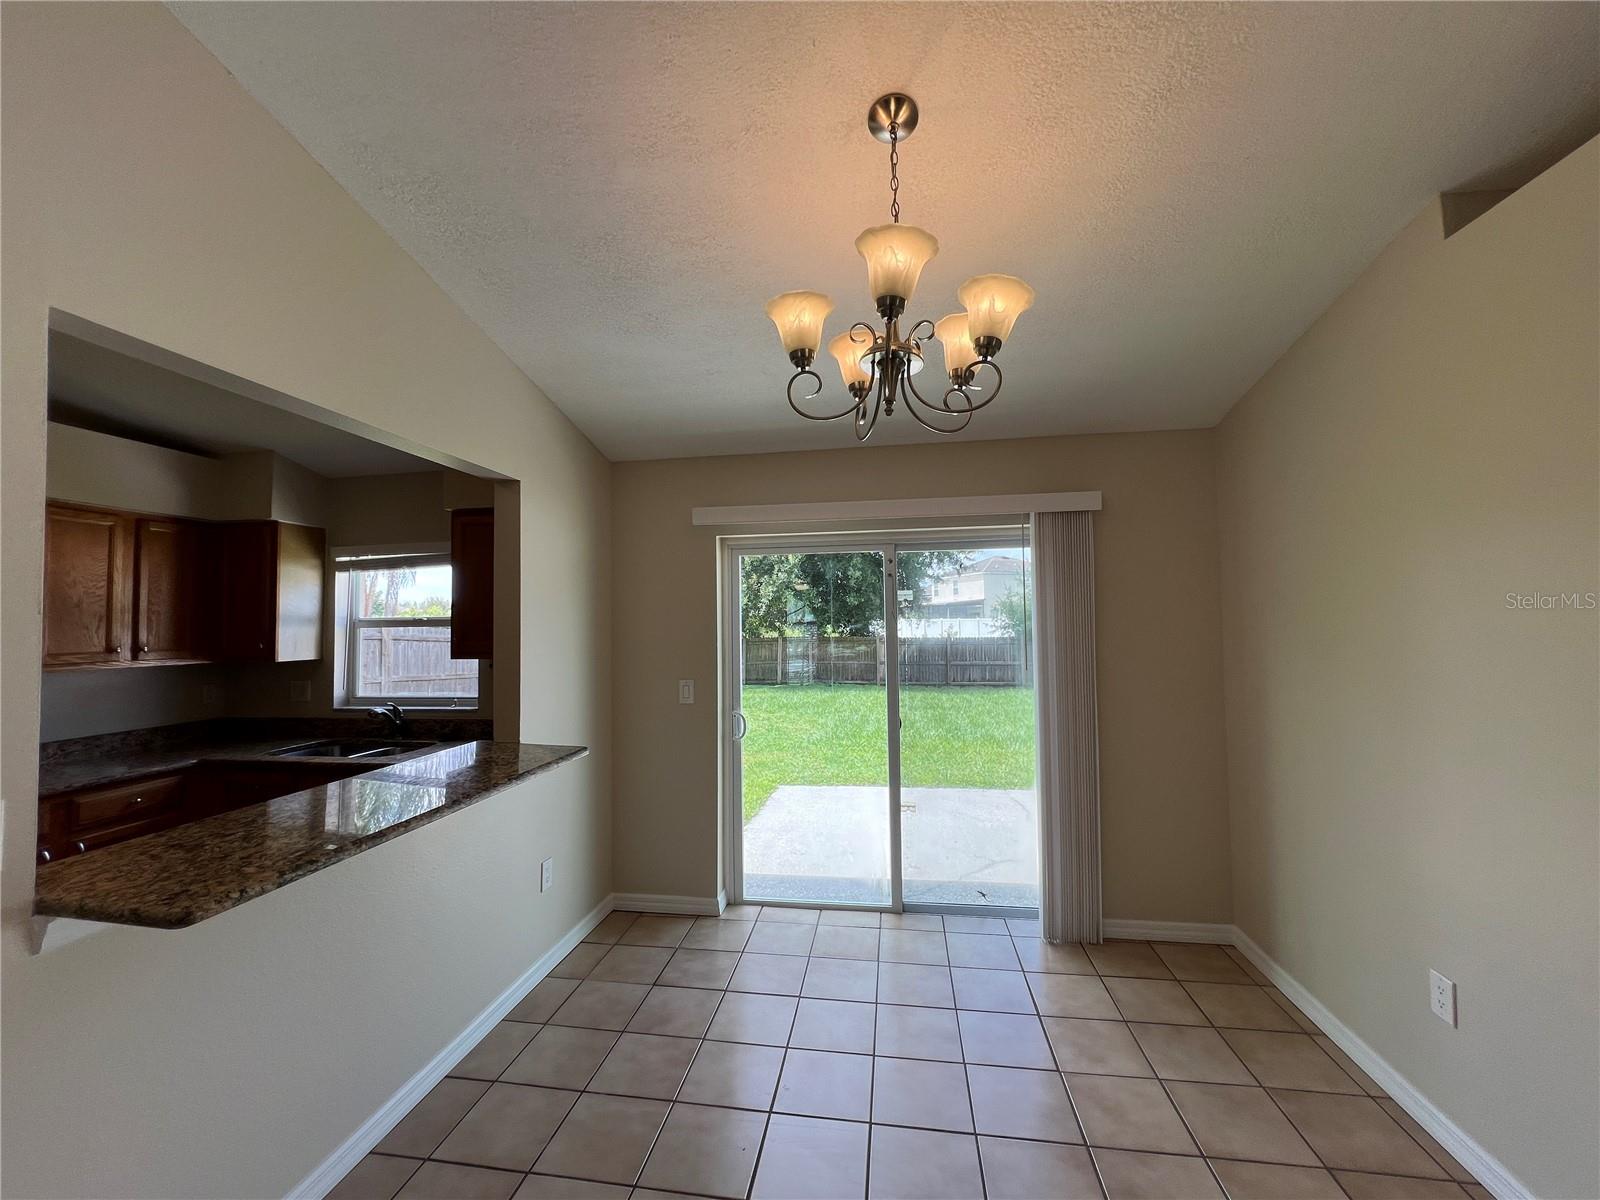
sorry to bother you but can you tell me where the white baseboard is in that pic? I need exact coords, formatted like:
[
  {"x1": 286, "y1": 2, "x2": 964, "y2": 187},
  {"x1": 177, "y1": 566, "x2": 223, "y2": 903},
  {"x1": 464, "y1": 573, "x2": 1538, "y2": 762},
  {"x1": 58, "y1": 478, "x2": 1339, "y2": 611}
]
[
  {"x1": 1230, "y1": 927, "x2": 1529, "y2": 1200},
  {"x1": 1103, "y1": 918, "x2": 1235, "y2": 943},
  {"x1": 288, "y1": 893, "x2": 616, "y2": 1200},
  {"x1": 611, "y1": 891, "x2": 723, "y2": 916}
]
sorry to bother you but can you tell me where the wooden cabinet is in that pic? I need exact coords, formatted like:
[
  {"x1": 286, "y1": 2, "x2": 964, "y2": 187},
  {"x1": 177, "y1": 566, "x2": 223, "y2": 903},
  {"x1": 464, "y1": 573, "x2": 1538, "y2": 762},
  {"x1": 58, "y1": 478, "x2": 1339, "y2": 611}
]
[
  {"x1": 133, "y1": 517, "x2": 207, "y2": 662},
  {"x1": 37, "y1": 772, "x2": 188, "y2": 863},
  {"x1": 450, "y1": 506, "x2": 494, "y2": 660},
  {"x1": 42, "y1": 504, "x2": 325, "y2": 669},
  {"x1": 218, "y1": 521, "x2": 325, "y2": 662},
  {"x1": 39, "y1": 760, "x2": 370, "y2": 862},
  {"x1": 43, "y1": 504, "x2": 133, "y2": 667}
]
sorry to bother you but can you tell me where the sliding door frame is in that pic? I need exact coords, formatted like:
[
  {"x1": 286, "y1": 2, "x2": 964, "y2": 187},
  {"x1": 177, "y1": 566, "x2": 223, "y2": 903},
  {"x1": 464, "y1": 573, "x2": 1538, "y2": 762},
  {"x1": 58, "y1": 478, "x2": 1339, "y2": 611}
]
[{"x1": 719, "y1": 525, "x2": 1033, "y2": 915}]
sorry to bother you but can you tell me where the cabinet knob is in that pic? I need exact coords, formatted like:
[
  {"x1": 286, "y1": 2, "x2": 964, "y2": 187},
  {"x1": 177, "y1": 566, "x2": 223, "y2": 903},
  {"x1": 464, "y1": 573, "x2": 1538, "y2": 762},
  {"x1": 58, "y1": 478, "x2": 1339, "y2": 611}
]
[
  {"x1": 113, "y1": 644, "x2": 123, "y2": 654},
  {"x1": 132, "y1": 796, "x2": 144, "y2": 805},
  {"x1": 140, "y1": 643, "x2": 149, "y2": 653},
  {"x1": 74, "y1": 841, "x2": 87, "y2": 854},
  {"x1": 38, "y1": 848, "x2": 52, "y2": 864}
]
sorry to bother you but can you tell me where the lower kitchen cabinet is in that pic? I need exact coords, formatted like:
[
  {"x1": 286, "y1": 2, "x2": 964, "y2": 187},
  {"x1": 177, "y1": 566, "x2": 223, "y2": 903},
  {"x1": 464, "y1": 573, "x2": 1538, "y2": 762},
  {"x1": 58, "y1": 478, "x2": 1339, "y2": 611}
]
[{"x1": 38, "y1": 760, "x2": 370, "y2": 863}]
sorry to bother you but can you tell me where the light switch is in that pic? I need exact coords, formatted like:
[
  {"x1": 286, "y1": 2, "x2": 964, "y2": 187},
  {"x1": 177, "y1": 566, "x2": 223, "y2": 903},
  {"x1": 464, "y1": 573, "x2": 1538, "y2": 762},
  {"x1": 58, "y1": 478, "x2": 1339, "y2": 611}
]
[{"x1": 678, "y1": 679, "x2": 695, "y2": 704}]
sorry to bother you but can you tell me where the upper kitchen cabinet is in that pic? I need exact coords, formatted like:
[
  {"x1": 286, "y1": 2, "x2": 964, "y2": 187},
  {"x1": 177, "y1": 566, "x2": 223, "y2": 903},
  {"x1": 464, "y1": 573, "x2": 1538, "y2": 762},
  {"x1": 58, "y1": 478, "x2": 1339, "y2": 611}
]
[
  {"x1": 218, "y1": 520, "x2": 325, "y2": 662},
  {"x1": 43, "y1": 504, "x2": 133, "y2": 667},
  {"x1": 133, "y1": 517, "x2": 208, "y2": 662},
  {"x1": 42, "y1": 507, "x2": 325, "y2": 668},
  {"x1": 450, "y1": 506, "x2": 494, "y2": 660}
]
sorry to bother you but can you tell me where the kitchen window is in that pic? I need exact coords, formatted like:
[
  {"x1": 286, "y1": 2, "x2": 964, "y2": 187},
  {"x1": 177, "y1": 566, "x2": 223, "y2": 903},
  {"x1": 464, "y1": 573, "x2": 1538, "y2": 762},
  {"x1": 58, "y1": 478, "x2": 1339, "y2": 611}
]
[{"x1": 334, "y1": 550, "x2": 478, "y2": 707}]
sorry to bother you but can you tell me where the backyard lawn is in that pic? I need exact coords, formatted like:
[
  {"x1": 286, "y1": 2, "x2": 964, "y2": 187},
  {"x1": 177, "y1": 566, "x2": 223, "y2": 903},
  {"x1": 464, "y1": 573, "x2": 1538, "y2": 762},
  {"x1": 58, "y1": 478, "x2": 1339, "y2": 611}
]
[{"x1": 740, "y1": 684, "x2": 1036, "y2": 821}]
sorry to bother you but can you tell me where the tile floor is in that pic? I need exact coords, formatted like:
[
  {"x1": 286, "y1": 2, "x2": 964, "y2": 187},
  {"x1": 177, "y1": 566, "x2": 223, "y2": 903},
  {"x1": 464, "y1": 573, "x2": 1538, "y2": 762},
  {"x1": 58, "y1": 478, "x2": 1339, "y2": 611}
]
[{"x1": 330, "y1": 908, "x2": 1488, "y2": 1200}]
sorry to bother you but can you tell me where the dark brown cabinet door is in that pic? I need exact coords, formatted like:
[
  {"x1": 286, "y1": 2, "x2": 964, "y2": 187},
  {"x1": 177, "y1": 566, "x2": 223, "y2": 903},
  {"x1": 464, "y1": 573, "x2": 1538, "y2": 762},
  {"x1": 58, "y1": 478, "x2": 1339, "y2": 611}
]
[
  {"x1": 218, "y1": 521, "x2": 279, "y2": 660},
  {"x1": 217, "y1": 520, "x2": 325, "y2": 662},
  {"x1": 43, "y1": 504, "x2": 132, "y2": 667},
  {"x1": 451, "y1": 507, "x2": 494, "y2": 660},
  {"x1": 134, "y1": 518, "x2": 205, "y2": 661}
]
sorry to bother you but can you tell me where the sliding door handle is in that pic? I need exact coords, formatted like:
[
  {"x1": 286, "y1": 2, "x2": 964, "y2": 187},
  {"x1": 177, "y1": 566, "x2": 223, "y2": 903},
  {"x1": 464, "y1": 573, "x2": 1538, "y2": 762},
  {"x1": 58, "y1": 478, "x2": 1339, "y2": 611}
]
[{"x1": 732, "y1": 711, "x2": 748, "y2": 740}]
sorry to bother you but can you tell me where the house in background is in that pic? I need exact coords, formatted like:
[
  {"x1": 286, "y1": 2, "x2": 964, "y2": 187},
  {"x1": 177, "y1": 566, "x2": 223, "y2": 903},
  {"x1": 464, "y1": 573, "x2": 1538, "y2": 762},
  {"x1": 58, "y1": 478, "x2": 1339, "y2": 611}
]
[{"x1": 918, "y1": 554, "x2": 1028, "y2": 631}]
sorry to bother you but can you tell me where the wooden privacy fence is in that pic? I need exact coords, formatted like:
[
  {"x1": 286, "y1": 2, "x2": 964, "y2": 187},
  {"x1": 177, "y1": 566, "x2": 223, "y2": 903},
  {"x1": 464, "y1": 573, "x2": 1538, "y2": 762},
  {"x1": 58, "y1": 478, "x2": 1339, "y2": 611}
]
[
  {"x1": 743, "y1": 635, "x2": 1029, "y2": 686},
  {"x1": 358, "y1": 626, "x2": 479, "y2": 697}
]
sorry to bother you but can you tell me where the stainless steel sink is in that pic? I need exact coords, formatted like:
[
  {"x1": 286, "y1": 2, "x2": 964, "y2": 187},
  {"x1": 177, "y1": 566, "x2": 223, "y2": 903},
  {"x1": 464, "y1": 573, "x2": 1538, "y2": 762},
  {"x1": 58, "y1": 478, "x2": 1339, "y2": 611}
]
[{"x1": 270, "y1": 739, "x2": 441, "y2": 760}]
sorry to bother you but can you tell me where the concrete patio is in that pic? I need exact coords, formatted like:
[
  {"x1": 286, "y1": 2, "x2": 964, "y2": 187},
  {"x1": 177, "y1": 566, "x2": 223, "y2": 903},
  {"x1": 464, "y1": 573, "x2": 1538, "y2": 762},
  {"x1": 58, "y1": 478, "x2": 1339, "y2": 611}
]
[{"x1": 743, "y1": 785, "x2": 1040, "y2": 908}]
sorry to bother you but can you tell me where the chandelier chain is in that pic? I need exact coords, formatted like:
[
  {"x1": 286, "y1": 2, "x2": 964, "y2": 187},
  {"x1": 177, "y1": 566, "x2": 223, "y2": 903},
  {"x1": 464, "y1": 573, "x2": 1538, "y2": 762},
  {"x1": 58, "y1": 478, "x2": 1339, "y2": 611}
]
[{"x1": 888, "y1": 121, "x2": 900, "y2": 223}]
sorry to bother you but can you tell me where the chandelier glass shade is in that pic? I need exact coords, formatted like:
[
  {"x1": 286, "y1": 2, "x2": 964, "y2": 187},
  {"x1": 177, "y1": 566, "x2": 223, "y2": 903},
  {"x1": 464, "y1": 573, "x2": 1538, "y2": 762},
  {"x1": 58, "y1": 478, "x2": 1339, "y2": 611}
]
[
  {"x1": 932, "y1": 312, "x2": 976, "y2": 376},
  {"x1": 765, "y1": 93, "x2": 1034, "y2": 442},
  {"x1": 829, "y1": 330, "x2": 874, "y2": 390},
  {"x1": 764, "y1": 291, "x2": 834, "y2": 356},
  {"x1": 854, "y1": 224, "x2": 940, "y2": 308},
  {"x1": 958, "y1": 273, "x2": 1037, "y2": 346}
]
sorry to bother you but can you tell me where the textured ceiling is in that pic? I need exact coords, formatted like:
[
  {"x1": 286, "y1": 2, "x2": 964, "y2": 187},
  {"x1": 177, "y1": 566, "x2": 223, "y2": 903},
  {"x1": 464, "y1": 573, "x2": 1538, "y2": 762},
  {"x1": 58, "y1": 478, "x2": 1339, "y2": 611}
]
[{"x1": 171, "y1": 2, "x2": 1599, "y2": 460}]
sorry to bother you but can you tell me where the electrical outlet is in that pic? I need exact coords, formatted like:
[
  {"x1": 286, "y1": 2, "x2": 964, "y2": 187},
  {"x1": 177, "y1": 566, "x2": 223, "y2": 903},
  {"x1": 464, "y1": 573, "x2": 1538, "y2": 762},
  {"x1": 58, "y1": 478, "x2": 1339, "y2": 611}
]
[
  {"x1": 678, "y1": 679, "x2": 695, "y2": 704},
  {"x1": 1429, "y1": 969, "x2": 1457, "y2": 1027},
  {"x1": 540, "y1": 858, "x2": 554, "y2": 893}
]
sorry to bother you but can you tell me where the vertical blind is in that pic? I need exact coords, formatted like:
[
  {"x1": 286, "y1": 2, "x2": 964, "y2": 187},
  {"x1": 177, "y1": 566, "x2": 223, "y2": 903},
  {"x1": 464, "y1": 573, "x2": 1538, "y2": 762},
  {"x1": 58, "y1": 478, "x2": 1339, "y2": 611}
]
[{"x1": 1032, "y1": 509, "x2": 1103, "y2": 944}]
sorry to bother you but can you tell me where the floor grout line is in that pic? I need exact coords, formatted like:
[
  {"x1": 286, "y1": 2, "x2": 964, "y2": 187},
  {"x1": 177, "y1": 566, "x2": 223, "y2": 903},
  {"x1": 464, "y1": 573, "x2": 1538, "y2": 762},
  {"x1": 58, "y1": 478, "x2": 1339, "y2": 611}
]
[{"x1": 367, "y1": 916, "x2": 1485, "y2": 1199}]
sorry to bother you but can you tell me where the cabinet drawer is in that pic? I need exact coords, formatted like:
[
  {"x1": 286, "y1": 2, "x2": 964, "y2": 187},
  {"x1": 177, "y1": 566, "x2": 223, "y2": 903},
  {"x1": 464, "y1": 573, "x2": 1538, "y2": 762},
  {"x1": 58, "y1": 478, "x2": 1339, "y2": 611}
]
[{"x1": 67, "y1": 774, "x2": 185, "y2": 832}]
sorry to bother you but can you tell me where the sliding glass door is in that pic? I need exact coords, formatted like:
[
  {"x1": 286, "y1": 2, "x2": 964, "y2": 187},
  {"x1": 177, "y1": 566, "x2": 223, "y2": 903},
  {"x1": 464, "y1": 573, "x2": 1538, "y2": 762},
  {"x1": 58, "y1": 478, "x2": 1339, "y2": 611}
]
[
  {"x1": 728, "y1": 535, "x2": 1037, "y2": 912},
  {"x1": 733, "y1": 549, "x2": 894, "y2": 906}
]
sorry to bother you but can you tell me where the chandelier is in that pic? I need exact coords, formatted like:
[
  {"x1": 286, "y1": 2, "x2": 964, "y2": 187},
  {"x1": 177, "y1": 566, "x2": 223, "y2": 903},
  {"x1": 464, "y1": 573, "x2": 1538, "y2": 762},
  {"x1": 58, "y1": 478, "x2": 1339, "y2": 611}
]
[{"x1": 765, "y1": 93, "x2": 1035, "y2": 442}]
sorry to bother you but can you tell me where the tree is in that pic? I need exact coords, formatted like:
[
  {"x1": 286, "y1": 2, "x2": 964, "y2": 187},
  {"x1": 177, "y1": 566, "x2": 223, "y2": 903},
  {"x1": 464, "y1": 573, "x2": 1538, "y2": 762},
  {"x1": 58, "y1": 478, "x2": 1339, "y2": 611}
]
[
  {"x1": 739, "y1": 555, "x2": 802, "y2": 637},
  {"x1": 361, "y1": 565, "x2": 416, "y2": 617},
  {"x1": 987, "y1": 586, "x2": 1030, "y2": 640},
  {"x1": 739, "y1": 550, "x2": 968, "y2": 638}
]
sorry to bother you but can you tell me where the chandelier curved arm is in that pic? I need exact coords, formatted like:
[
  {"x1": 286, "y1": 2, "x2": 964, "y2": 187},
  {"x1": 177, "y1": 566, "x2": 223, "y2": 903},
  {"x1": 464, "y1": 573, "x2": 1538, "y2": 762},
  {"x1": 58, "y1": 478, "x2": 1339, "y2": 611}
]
[
  {"x1": 901, "y1": 357, "x2": 960, "y2": 414},
  {"x1": 903, "y1": 395, "x2": 974, "y2": 435},
  {"x1": 849, "y1": 321, "x2": 878, "y2": 346},
  {"x1": 903, "y1": 318, "x2": 936, "y2": 345},
  {"x1": 787, "y1": 368, "x2": 861, "y2": 422},
  {"x1": 900, "y1": 366, "x2": 976, "y2": 434},
  {"x1": 948, "y1": 358, "x2": 1006, "y2": 414}
]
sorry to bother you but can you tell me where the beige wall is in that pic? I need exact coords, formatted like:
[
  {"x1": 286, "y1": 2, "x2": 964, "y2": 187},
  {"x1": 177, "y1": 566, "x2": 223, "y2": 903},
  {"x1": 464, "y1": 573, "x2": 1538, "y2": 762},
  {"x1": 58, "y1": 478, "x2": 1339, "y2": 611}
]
[
  {"x1": 46, "y1": 421, "x2": 226, "y2": 518},
  {"x1": 1, "y1": 6, "x2": 610, "y2": 1198},
  {"x1": 1216, "y1": 139, "x2": 1599, "y2": 1198},
  {"x1": 612, "y1": 431, "x2": 1233, "y2": 922},
  {"x1": 325, "y1": 470, "x2": 452, "y2": 548}
]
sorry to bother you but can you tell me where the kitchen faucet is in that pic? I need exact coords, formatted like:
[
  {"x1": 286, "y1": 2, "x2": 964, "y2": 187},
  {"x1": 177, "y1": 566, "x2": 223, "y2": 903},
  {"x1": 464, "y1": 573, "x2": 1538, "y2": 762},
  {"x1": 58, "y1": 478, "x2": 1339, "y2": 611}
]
[{"x1": 367, "y1": 702, "x2": 409, "y2": 737}]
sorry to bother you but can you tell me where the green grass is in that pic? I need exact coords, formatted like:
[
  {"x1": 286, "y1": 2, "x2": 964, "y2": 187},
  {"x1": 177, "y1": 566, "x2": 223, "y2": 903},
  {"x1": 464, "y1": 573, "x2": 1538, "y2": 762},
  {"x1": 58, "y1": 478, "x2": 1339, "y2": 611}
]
[{"x1": 740, "y1": 684, "x2": 1036, "y2": 822}]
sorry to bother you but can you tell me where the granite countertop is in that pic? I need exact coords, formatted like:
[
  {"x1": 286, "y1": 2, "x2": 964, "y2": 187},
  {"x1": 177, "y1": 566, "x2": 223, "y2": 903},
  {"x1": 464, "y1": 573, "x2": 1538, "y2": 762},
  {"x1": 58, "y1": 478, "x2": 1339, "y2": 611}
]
[
  {"x1": 38, "y1": 716, "x2": 493, "y2": 796},
  {"x1": 34, "y1": 741, "x2": 587, "y2": 929}
]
